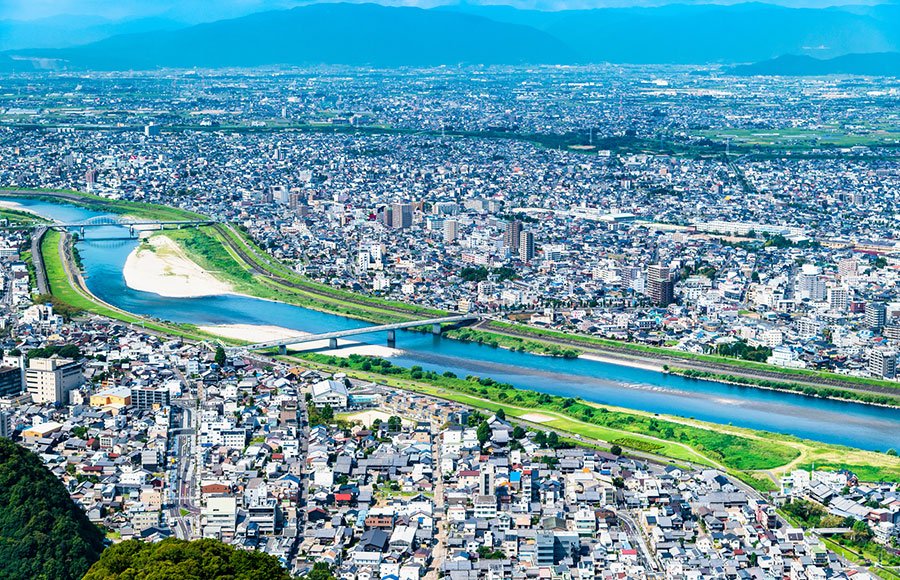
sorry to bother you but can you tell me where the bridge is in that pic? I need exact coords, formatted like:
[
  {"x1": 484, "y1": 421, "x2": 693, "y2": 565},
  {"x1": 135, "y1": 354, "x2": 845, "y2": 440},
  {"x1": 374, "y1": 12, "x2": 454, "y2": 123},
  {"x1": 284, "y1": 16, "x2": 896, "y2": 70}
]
[
  {"x1": 2, "y1": 214, "x2": 217, "y2": 238},
  {"x1": 230, "y1": 314, "x2": 481, "y2": 354}
]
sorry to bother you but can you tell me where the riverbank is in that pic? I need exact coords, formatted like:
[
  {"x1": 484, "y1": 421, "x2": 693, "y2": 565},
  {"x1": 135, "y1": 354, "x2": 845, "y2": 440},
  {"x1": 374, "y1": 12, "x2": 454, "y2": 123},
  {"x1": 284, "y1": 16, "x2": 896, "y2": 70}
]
[
  {"x1": 123, "y1": 235, "x2": 234, "y2": 298},
  {"x1": 16, "y1": 188, "x2": 899, "y2": 402},
  {"x1": 293, "y1": 352, "x2": 900, "y2": 487}
]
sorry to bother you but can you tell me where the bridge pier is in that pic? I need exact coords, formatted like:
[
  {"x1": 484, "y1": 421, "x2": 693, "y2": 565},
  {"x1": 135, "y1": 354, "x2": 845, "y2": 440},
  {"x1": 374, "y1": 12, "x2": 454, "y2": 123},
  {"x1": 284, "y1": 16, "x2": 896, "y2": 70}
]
[
  {"x1": 432, "y1": 323, "x2": 442, "y2": 335},
  {"x1": 278, "y1": 345, "x2": 287, "y2": 355},
  {"x1": 329, "y1": 337, "x2": 338, "y2": 349},
  {"x1": 80, "y1": 227, "x2": 85, "y2": 238},
  {"x1": 387, "y1": 329, "x2": 396, "y2": 348}
]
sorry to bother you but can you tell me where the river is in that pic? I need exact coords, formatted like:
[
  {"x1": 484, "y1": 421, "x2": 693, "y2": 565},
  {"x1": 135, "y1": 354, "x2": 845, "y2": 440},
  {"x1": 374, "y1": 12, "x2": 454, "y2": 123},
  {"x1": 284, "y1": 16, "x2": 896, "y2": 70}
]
[{"x1": 9, "y1": 196, "x2": 900, "y2": 451}]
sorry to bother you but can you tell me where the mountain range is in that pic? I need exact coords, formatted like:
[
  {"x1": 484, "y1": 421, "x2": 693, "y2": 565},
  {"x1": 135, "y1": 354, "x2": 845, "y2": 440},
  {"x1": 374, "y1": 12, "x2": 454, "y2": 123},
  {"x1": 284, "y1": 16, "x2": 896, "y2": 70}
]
[
  {"x1": 732, "y1": 51, "x2": 900, "y2": 75},
  {"x1": 5, "y1": 2, "x2": 900, "y2": 71}
]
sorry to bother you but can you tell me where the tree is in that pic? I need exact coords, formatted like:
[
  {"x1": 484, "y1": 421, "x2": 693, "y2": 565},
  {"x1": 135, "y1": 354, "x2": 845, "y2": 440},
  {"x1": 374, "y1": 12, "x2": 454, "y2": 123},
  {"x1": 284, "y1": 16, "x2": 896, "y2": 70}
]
[
  {"x1": 307, "y1": 562, "x2": 337, "y2": 580},
  {"x1": 546, "y1": 431, "x2": 559, "y2": 448},
  {"x1": 610, "y1": 444, "x2": 622, "y2": 456},
  {"x1": 477, "y1": 421, "x2": 491, "y2": 446},
  {"x1": 83, "y1": 537, "x2": 291, "y2": 580},
  {"x1": 214, "y1": 346, "x2": 227, "y2": 366},
  {"x1": 0, "y1": 439, "x2": 105, "y2": 580},
  {"x1": 495, "y1": 408, "x2": 505, "y2": 421},
  {"x1": 512, "y1": 425, "x2": 526, "y2": 440}
]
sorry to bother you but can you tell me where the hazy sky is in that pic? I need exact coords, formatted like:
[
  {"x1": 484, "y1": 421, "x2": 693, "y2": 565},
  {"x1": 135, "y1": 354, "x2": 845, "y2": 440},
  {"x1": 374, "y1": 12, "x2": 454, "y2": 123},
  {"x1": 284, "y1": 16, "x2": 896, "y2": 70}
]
[{"x1": 2, "y1": 0, "x2": 892, "y2": 21}]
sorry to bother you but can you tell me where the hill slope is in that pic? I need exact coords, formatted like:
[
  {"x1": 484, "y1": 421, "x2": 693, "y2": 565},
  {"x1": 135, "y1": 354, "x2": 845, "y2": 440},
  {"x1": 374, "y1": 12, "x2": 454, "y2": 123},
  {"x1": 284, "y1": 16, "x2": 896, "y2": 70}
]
[
  {"x1": 0, "y1": 438, "x2": 106, "y2": 580},
  {"x1": 16, "y1": 3, "x2": 575, "y2": 69},
  {"x1": 83, "y1": 537, "x2": 293, "y2": 580},
  {"x1": 732, "y1": 52, "x2": 900, "y2": 76}
]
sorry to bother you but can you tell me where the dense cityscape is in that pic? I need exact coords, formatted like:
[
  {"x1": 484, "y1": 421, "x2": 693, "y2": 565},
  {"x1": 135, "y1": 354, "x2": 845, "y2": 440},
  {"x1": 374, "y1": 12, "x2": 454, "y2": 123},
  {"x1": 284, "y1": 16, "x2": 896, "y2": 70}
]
[{"x1": 0, "y1": 63, "x2": 899, "y2": 579}]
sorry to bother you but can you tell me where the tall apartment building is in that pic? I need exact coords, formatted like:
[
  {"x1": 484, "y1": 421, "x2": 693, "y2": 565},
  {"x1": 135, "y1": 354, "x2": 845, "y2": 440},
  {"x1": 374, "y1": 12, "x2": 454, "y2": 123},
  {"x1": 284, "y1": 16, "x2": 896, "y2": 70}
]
[
  {"x1": 443, "y1": 219, "x2": 458, "y2": 243},
  {"x1": 25, "y1": 357, "x2": 84, "y2": 405},
  {"x1": 827, "y1": 287, "x2": 848, "y2": 311},
  {"x1": 504, "y1": 220, "x2": 523, "y2": 251},
  {"x1": 865, "y1": 301, "x2": 887, "y2": 331},
  {"x1": 868, "y1": 348, "x2": 897, "y2": 379},
  {"x1": 647, "y1": 264, "x2": 675, "y2": 306},
  {"x1": 391, "y1": 202, "x2": 412, "y2": 229},
  {"x1": 519, "y1": 230, "x2": 535, "y2": 262},
  {"x1": 131, "y1": 386, "x2": 171, "y2": 410}
]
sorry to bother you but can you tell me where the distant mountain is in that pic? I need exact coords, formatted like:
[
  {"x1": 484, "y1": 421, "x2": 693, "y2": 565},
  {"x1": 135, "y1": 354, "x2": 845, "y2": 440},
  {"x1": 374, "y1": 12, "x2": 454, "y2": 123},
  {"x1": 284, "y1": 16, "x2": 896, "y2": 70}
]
[
  {"x1": 0, "y1": 15, "x2": 186, "y2": 51},
  {"x1": 0, "y1": 438, "x2": 106, "y2": 580},
  {"x1": 9, "y1": 2, "x2": 900, "y2": 68},
  {"x1": 11, "y1": 3, "x2": 575, "y2": 69},
  {"x1": 732, "y1": 51, "x2": 900, "y2": 75},
  {"x1": 443, "y1": 3, "x2": 900, "y2": 63}
]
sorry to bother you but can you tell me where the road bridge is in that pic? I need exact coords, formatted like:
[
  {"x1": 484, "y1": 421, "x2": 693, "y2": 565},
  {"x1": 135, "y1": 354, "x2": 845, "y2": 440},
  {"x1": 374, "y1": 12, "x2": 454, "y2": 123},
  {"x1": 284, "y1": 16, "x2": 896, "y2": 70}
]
[
  {"x1": 2, "y1": 215, "x2": 218, "y2": 238},
  {"x1": 231, "y1": 314, "x2": 480, "y2": 354}
]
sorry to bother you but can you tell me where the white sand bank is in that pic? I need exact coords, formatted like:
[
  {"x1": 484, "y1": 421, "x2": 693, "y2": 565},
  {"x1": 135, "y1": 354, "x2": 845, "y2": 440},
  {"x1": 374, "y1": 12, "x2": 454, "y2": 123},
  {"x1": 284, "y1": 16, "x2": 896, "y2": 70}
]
[{"x1": 123, "y1": 235, "x2": 234, "y2": 298}]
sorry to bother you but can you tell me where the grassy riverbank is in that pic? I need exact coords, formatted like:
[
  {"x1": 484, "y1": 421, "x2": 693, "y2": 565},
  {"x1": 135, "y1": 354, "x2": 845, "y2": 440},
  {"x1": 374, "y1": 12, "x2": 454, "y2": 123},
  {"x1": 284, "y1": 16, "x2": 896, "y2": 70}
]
[
  {"x1": 482, "y1": 319, "x2": 900, "y2": 392},
  {"x1": 161, "y1": 227, "x2": 438, "y2": 325},
  {"x1": 668, "y1": 367, "x2": 900, "y2": 408},
  {"x1": 15, "y1": 188, "x2": 900, "y2": 404},
  {"x1": 292, "y1": 352, "x2": 900, "y2": 487},
  {"x1": 40, "y1": 229, "x2": 223, "y2": 342}
]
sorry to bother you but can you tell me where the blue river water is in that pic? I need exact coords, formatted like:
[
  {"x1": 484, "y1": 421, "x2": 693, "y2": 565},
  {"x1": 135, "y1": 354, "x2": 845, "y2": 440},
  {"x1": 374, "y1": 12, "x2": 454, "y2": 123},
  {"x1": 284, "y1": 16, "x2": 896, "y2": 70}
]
[{"x1": 9, "y1": 197, "x2": 900, "y2": 451}]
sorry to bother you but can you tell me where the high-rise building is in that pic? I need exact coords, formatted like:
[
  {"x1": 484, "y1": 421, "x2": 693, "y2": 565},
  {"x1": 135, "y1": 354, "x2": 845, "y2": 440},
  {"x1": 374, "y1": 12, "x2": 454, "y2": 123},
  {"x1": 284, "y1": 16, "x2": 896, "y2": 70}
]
[
  {"x1": 391, "y1": 203, "x2": 412, "y2": 229},
  {"x1": 504, "y1": 220, "x2": 523, "y2": 251},
  {"x1": 647, "y1": 264, "x2": 675, "y2": 306},
  {"x1": 838, "y1": 258, "x2": 858, "y2": 278},
  {"x1": 0, "y1": 366, "x2": 22, "y2": 398},
  {"x1": 865, "y1": 301, "x2": 887, "y2": 331},
  {"x1": 85, "y1": 169, "x2": 98, "y2": 191},
  {"x1": 25, "y1": 357, "x2": 84, "y2": 405},
  {"x1": 798, "y1": 264, "x2": 826, "y2": 302},
  {"x1": 443, "y1": 219, "x2": 458, "y2": 243},
  {"x1": 519, "y1": 230, "x2": 535, "y2": 262},
  {"x1": 868, "y1": 348, "x2": 897, "y2": 379},
  {"x1": 480, "y1": 462, "x2": 495, "y2": 496},
  {"x1": 827, "y1": 287, "x2": 848, "y2": 311}
]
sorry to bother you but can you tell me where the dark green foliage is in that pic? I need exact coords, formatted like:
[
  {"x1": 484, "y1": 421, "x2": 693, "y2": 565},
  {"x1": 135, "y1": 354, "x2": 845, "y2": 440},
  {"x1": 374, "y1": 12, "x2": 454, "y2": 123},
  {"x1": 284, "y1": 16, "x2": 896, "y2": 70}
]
[
  {"x1": 0, "y1": 438, "x2": 105, "y2": 580},
  {"x1": 26, "y1": 343, "x2": 81, "y2": 361},
  {"x1": 83, "y1": 537, "x2": 291, "y2": 580},
  {"x1": 214, "y1": 346, "x2": 227, "y2": 367},
  {"x1": 715, "y1": 341, "x2": 772, "y2": 363},
  {"x1": 308, "y1": 403, "x2": 334, "y2": 426}
]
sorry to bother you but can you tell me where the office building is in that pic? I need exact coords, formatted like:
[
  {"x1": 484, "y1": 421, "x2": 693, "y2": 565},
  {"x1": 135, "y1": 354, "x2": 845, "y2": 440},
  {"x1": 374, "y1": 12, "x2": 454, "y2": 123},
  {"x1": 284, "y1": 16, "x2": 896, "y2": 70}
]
[
  {"x1": 647, "y1": 264, "x2": 675, "y2": 306},
  {"x1": 519, "y1": 230, "x2": 535, "y2": 262},
  {"x1": 0, "y1": 366, "x2": 22, "y2": 397},
  {"x1": 25, "y1": 357, "x2": 84, "y2": 405}
]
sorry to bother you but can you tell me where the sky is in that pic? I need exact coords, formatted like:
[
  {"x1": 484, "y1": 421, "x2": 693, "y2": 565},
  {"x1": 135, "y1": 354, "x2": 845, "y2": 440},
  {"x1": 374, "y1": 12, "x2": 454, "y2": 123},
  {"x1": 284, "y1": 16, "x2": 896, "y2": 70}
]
[{"x1": 1, "y1": 0, "x2": 893, "y2": 22}]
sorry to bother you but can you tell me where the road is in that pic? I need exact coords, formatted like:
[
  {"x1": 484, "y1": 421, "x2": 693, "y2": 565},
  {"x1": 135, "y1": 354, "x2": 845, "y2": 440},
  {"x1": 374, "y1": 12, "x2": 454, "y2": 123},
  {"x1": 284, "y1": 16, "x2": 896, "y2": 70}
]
[{"x1": 30, "y1": 226, "x2": 49, "y2": 294}]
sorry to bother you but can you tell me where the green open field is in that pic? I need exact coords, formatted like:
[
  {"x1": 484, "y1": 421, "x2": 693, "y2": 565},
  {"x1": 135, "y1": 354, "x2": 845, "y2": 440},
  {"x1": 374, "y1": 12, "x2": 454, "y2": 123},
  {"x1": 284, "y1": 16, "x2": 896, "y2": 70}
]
[{"x1": 694, "y1": 126, "x2": 900, "y2": 150}]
